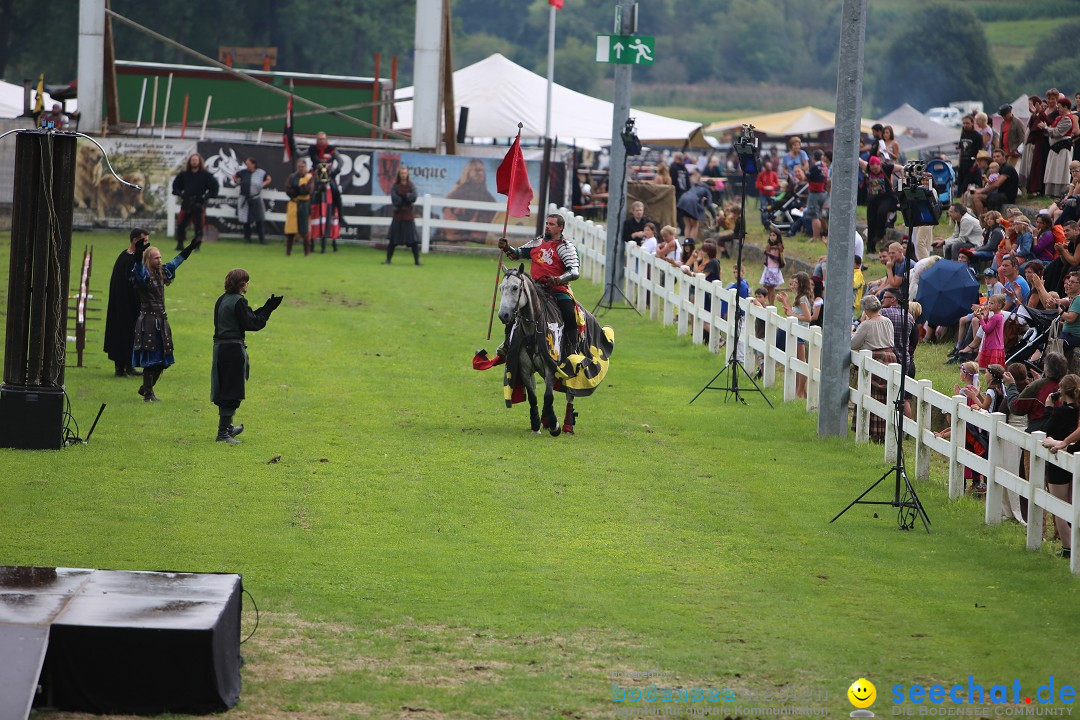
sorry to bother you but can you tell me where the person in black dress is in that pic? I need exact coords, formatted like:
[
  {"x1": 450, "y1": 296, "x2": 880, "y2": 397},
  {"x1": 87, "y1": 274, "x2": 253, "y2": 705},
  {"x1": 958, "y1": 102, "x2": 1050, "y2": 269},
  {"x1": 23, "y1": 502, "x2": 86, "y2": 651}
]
[{"x1": 103, "y1": 228, "x2": 149, "y2": 377}]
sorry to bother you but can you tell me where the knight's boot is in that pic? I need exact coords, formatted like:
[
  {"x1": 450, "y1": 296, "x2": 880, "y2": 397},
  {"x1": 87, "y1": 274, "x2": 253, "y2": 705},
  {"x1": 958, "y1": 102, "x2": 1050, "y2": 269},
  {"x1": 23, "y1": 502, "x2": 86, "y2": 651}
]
[
  {"x1": 320, "y1": 236, "x2": 327, "y2": 254},
  {"x1": 216, "y1": 415, "x2": 239, "y2": 444},
  {"x1": 562, "y1": 403, "x2": 577, "y2": 435},
  {"x1": 332, "y1": 239, "x2": 338, "y2": 252}
]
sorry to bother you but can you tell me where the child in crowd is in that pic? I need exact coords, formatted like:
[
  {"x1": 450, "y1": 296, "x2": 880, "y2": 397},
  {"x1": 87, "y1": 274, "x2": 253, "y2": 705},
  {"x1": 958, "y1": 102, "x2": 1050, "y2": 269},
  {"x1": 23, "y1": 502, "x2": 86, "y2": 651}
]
[
  {"x1": 935, "y1": 360, "x2": 988, "y2": 494},
  {"x1": 985, "y1": 161, "x2": 1001, "y2": 187},
  {"x1": 640, "y1": 222, "x2": 659, "y2": 255},
  {"x1": 974, "y1": 293, "x2": 1006, "y2": 369},
  {"x1": 761, "y1": 226, "x2": 785, "y2": 304}
]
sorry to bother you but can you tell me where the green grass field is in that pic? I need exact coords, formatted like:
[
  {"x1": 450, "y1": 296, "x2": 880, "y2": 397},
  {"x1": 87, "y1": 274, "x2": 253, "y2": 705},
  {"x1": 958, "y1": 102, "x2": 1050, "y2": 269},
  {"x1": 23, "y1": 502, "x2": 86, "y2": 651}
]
[{"x1": 3, "y1": 232, "x2": 1078, "y2": 720}]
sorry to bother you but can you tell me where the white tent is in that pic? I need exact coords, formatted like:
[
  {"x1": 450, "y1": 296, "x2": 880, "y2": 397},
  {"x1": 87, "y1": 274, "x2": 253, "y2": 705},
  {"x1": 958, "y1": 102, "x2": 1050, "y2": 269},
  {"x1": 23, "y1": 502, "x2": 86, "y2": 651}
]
[
  {"x1": 0, "y1": 79, "x2": 77, "y2": 119},
  {"x1": 878, "y1": 103, "x2": 958, "y2": 154},
  {"x1": 704, "y1": 106, "x2": 890, "y2": 137},
  {"x1": 393, "y1": 53, "x2": 705, "y2": 147}
]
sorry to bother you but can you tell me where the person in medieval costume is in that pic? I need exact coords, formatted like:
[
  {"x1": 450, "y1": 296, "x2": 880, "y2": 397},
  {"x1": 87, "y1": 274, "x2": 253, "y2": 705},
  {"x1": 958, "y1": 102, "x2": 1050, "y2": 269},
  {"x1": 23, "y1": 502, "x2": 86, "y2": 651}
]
[
  {"x1": 231, "y1": 157, "x2": 271, "y2": 244},
  {"x1": 103, "y1": 227, "x2": 149, "y2": 377},
  {"x1": 498, "y1": 213, "x2": 581, "y2": 361},
  {"x1": 284, "y1": 158, "x2": 314, "y2": 256},
  {"x1": 131, "y1": 239, "x2": 200, "y2": 401},
  {"x1": 384, "y1": 165, "x2": 421, "y2": 265},
  {"x1": 172, "y1": 152, "x2": 218, "y2": 251},
  {"x1": 210, "y1": 268, "x2": 283, "y2": 444},
  {"x1": 308, "y1": 132, "x2": 345, "y2": 253}
]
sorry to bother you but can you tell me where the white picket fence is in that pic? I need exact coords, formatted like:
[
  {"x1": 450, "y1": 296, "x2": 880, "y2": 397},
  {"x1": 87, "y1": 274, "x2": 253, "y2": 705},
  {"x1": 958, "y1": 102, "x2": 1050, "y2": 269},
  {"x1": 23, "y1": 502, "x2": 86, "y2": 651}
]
[
  {"x1": 166, "y1": 188, "x2": 539, "y2": 250},
  {"x1": 559, "y1": 206, "x2": 1080, "y2": 575}
]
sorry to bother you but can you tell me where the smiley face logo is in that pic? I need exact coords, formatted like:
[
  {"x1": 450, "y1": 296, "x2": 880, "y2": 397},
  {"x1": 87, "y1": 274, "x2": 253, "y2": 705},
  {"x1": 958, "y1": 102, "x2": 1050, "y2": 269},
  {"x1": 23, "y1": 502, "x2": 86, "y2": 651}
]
[{"x1": 848, "y1": 678, "x2": 877, "y2": 709}]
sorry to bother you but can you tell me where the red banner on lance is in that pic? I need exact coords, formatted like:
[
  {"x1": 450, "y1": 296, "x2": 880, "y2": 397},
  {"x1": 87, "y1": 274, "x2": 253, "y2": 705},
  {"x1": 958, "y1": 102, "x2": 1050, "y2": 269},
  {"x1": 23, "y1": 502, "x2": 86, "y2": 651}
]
[{"x1": 496, "y1": 135, "x2": 533, "y2": 218}]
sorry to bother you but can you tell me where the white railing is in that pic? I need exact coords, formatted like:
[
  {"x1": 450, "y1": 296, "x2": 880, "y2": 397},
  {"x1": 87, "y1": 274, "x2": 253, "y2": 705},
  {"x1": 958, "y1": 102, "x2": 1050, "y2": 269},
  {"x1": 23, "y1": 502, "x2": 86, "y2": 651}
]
[
  {"x1": 166, "y1": 189, "x2": 539, "y2": 251},
  {"x1": 560, "y1": 206, "x2": 1080, "y2": 575}
]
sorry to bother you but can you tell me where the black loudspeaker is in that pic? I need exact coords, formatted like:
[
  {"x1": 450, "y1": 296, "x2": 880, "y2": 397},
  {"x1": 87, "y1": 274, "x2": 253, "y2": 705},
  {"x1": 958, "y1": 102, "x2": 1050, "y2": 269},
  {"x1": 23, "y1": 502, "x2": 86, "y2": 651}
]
[{"x1": 0, "y1": 386, "x2": 65, "y2": 449}]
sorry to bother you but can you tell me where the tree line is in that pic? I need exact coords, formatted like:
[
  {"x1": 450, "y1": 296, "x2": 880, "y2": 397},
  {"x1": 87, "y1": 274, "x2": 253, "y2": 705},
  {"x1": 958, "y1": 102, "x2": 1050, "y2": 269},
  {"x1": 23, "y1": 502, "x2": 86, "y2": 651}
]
[{"x1": 2, "y1": 0, "x2": 1077, "y2": 116}]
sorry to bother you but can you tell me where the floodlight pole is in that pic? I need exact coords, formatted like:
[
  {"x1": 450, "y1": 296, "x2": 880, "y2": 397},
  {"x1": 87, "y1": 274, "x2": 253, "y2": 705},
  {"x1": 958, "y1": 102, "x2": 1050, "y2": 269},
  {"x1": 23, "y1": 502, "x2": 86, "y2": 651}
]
[
  {"x1": 601, "y1": 0, "x2": 635, "y2": 306},
  {"x1": 819, "y1": 0, "x2": 867, "y2": 437}
]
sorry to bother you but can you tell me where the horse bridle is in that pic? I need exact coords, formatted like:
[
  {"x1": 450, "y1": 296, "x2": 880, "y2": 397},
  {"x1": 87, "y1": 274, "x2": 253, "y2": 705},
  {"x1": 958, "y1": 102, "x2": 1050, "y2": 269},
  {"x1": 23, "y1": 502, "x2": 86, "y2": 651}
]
[{"x1": 504, "y1": 268, "x2": 542, "y2": 334}]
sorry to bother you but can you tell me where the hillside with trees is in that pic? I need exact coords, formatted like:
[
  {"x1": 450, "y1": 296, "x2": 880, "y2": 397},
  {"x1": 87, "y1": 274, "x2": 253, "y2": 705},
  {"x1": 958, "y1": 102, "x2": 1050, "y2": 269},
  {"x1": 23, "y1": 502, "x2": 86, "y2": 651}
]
[{"x1": 2, "y1": 0, "x2": 1078, "y2": 118}]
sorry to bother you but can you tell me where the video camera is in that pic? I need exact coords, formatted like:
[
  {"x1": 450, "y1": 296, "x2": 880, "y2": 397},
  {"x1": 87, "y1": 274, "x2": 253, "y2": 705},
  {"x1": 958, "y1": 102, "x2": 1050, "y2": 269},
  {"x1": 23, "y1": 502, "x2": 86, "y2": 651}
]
[
  {"x1": 733, "y1": 124, "x2": 759, "y2": 173},
  {"x1": 898, "y1": 161, "x2": 942, "y2": 227}
]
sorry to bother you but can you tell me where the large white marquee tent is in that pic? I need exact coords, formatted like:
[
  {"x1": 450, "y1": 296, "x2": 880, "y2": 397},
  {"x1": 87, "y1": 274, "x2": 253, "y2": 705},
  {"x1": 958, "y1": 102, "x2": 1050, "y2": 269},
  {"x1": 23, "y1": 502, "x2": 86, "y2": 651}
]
[{"x1": 393, "y1": 53, "x2": 706, "y2": 148}]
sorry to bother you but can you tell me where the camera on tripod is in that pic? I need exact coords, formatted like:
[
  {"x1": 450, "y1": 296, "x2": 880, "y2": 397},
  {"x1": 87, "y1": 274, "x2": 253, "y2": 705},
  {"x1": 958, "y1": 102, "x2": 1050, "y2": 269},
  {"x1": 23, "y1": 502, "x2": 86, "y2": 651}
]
[
  {"x1": 733, "y1": 124, "x2": 759, "y2": 173},
  {"x1": 898, "y1": 160, "x2": 942, "y2": 227},
  {"x1": 620, "y1": 118, "x2": 642, "y2": 156}
]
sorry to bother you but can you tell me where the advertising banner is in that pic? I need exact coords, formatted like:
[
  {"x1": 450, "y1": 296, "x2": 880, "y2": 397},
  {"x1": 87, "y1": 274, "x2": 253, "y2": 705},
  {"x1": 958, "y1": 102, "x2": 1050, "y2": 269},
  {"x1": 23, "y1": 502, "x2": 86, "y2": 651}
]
[{"x1": 373, "y1": 151, "x2": 563, "y2": 243}]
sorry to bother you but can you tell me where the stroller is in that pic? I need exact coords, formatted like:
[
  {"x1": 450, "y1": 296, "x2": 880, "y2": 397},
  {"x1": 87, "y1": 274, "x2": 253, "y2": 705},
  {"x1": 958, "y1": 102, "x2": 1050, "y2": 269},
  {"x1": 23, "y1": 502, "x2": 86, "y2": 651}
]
[
  {"x1": 924, "y1": 159, "x2": 956, "y2": 206},
  {"x1": 1005, "y1": 304, "x2": 1061, "y2": 375},
  {"x1": 760, "y1": 187, "x2": 804, "y2": 233}
]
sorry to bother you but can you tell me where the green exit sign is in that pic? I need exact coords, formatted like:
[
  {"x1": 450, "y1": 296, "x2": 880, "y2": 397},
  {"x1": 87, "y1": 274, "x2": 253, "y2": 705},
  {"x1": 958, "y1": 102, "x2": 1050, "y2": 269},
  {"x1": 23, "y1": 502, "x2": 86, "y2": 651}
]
[{"x1": 595, "y1": 34, "x2": 655, "y2": 66}]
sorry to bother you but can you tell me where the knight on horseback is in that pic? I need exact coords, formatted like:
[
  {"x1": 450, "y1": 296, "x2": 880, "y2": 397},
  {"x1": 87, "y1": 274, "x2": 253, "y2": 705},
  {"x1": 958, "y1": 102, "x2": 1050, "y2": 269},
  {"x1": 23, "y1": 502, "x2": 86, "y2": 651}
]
[{"x1": 498, "y1": 214, "x2": 580, "y2": 362}]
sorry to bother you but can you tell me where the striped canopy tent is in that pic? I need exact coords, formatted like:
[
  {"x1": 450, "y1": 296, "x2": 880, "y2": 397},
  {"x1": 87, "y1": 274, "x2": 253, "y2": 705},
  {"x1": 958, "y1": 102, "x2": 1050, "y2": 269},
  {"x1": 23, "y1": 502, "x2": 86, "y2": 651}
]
[{"x1": 704, "y1": 106, "x2": 896, "y2": 138}]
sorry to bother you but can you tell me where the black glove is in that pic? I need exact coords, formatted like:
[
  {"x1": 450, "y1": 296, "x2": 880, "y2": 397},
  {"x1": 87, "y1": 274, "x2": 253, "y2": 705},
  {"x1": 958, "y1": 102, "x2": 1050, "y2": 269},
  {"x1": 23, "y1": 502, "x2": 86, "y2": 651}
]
[
  {"x1": 179, "y1": 238, "x2": 201, "y2": 260},
  {"x1": 264, "y1": 294, "x2": 284, "y2": 313}
]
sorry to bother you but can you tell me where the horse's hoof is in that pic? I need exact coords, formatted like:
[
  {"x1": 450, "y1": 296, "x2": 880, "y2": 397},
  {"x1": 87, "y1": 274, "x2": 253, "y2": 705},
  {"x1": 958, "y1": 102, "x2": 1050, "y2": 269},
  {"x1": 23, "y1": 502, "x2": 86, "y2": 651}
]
[
  {"x1": 549, "y1": 426, "x2": 561, "y2": 437},
  {"x1": 562, "y1": 425, "x2": 574, "y2": 434},
  {"x1": 533, "y1": 429, "x2": 542, "y2": 434},
  {"x1": 531, "y1": 422, "x2": 541, "y2": 432}
]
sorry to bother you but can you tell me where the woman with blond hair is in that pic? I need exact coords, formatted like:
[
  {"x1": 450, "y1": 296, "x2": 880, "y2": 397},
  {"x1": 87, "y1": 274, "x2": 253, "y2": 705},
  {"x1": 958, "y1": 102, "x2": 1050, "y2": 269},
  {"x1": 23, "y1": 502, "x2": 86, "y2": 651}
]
[{"x1": 131, "y1": 239, "x2": 200, "y2": 402}]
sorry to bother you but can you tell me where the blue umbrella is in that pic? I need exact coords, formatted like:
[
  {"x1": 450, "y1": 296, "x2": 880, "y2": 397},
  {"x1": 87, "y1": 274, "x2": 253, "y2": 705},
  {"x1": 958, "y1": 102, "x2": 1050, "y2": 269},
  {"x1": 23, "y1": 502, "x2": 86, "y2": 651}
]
[{"x1": 915, "y1": 259, "x2": 980, "y2": 327}]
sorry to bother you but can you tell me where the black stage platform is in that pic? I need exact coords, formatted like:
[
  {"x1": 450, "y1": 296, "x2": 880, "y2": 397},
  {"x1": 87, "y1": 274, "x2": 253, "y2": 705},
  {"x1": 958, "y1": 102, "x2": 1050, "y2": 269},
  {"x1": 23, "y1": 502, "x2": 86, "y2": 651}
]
[{"x1": 0, "y1": 566, "x2": 242, "y2": 717}]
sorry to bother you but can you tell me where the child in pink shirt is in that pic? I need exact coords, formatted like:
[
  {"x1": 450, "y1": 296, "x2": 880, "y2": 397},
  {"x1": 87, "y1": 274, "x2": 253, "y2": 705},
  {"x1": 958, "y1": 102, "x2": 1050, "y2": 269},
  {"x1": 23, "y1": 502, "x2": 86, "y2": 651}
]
[{"x1": 975, "y1": 293, "x2": 1006, "y2": 369}]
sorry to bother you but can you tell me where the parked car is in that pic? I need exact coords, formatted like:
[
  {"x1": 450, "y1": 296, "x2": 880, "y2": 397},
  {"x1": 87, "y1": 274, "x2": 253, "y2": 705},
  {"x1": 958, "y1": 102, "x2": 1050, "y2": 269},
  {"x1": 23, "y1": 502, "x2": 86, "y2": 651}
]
[{"x1": 926, "y1": 106, "x2": 963, "y2": 128}]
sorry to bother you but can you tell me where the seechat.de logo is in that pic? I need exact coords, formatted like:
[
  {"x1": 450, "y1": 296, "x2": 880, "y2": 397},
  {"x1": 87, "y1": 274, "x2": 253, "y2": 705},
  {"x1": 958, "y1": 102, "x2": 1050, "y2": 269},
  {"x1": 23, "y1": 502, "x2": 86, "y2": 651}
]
[{"x1": 849, "y1": 678, "x2": 877, "y2": 717}]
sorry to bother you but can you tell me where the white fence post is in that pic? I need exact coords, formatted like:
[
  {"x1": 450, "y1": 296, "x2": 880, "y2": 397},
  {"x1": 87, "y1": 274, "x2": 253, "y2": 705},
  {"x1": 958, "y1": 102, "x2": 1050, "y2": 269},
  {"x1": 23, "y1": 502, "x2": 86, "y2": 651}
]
[
  {"x1": 782, "y1": 318, "x2": 798, "y2": 404},
  {"x1": 807, "y1": 328, "x2": 821, "y2": 413},
  {"x1": 420, "y1": 193, "x2": 432, "y2": 253},
  {"x1": 983, "y1": 411, "x2": 1007, "y2": 525},
  {"x1": 166, "y1": 194, "x2": 176, "y2": 238},
  {"x1": 763, "y1": 309, "x2": 777, "y2": 388},
  {"x1": 913, "y1": 379, "x2": 933, "y2": 482},
  {"x1": 1026, "y1": 431, "x2": 1047, "y2": 552},
  {"x1": 854, "y1": 350, "x2": 870, "y2": 444},
  {"x1": 884, "y1": 363, "x2": 904, "y2": 463},
  {"x1": 677, "y1": 273, "x2": 691, "y2": 338},
  {"x1": 947, "y1": 396, "x2": 965, "y2": 500}
]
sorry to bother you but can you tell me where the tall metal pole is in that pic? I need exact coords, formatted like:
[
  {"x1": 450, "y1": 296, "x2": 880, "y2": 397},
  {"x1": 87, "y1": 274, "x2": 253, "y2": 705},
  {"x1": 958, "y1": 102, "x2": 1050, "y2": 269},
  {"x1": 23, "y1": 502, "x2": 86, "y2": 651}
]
[
  {"x1": 77, "y1": 0, "x2": 105, "y2": 134},
  {"x1": 818, "y1": 0, "x2": 868, "y2": 437},
  {"x1": 412, "y1": 0, "x2": 444, "y2": 150},
  {"x1": 536, "y1": 3, "x2": 557, "y2": 237},
  {"x1": 602, "y1": 0, "x2": 634, "y2": 305}
]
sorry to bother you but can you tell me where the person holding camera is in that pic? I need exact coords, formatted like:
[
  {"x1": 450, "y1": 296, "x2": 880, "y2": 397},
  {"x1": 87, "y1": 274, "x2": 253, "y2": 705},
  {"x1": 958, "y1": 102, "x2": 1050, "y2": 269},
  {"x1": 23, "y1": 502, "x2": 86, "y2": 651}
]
[
  {"x1": 172, "y1": 153, "x2": 219, "y2": 252},
  {"x1": 231, "y1": 157, "x2": 272, "y2": 245},
  {"x1": 284, "y1": 158, "x2": 314, "y2": 256},
  {"x1": 211, "y1": 268, "x2": 284, "y2": 444}
]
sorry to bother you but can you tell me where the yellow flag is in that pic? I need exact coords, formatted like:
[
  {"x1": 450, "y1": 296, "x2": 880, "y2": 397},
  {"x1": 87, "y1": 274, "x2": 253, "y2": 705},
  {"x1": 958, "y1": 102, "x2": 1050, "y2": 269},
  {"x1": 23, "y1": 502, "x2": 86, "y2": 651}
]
[{"x1": 33, "y1": 74, "x2": 44, "y2": 115}]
